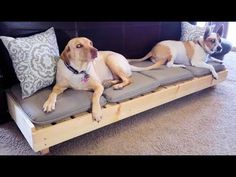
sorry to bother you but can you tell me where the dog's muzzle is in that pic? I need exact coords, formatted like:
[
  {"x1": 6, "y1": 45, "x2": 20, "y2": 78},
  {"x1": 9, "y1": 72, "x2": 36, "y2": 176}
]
[{"x1": 91, "y1": 48, "x2": 98, "y2": 59}]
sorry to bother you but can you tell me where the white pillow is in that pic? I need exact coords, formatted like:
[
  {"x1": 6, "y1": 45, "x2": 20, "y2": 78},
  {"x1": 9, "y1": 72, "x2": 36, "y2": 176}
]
[
  {"x1": 0, "y1": 27, "x2": 59, "y2": 99},
  {"x1": 180, "y1": 22, "x2": 215, "y2": 41}
]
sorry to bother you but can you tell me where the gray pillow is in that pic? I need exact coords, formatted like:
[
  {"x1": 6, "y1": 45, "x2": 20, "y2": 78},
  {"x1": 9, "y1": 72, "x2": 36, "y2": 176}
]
[
  {"x1": 180, "y1": 22, "x2": 215, "y2": 41},
  {"x1": 0, "y1": 27, "x2": 59, "y2": 98}
]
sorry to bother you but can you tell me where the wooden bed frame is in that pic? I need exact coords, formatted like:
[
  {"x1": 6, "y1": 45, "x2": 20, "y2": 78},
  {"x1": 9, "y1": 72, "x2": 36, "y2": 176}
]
[{"x1": 6, "y1": 70, "x2": 228, "y2": 155}]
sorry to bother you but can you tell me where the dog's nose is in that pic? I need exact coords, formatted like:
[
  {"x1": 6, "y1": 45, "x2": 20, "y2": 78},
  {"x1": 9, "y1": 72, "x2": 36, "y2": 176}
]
[
  {"x1": 91, "y1": 48, "x2": 98, "y2": 59},
  {"x1": 217, "y1": 46, "x2": 222, "y2": 52}
]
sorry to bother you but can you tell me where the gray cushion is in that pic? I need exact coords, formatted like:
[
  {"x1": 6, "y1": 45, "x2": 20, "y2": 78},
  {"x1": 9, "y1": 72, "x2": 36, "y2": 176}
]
[
  {"x1": 103, "y1": 72, "x2": 161, "y2": 103},
  {"x1": 185, "y1": 61, "x2": 225, "y2": 77},
  {"x1": 133, "y1": 61, "x2": 194, "y2": 85},
  {"x1": 10, "y1": 84, "x2": 107, "y2": 125}
]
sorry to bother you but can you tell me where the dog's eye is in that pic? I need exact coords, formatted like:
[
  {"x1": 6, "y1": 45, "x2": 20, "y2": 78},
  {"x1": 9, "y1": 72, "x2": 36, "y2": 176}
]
[
  {"x1": 76, "y1": 44, "x2": 83, "y2": 48},
  {"x1": 211, "y1": 39, "x2": 215, "y2": 43}
]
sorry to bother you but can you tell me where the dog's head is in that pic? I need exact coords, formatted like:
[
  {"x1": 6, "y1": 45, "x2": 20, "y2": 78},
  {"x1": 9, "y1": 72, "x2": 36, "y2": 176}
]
[
  {"x1": 202, "y1": 25, "x2": 224, "y2": 54},
  {"x1": 61, "y1": 37, "x2": 98, "y2": 64}
]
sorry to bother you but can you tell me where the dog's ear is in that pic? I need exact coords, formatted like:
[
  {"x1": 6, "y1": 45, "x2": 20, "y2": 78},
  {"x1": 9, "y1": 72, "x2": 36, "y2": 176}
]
[
  {"x1": 216, "y1": 24, "x2": 224, "y2": 37},
  {"x1": 204, "y1": 26, "x2": 211, "y2": 40},
  {"x1": 60, "y1": 45, "x2": 71, "y2": 64}
]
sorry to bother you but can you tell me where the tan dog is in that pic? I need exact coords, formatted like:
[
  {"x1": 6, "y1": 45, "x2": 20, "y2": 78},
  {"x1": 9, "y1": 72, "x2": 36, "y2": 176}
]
[
  {"x1": 43, "y1": 37, "x2": 153, "y2": 122},
  {"x1": 128, "y1": 25, "x2": 224, "y2": 80}
]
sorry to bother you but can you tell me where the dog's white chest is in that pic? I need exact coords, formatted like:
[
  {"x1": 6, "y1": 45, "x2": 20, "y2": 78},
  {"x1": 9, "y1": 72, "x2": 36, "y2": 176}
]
[
  {"x1": 56, "y1": 60, "x2": 90, "y2": 90},
  {"x1": 69, "y1": 74, "x2": 90, "y2": 90}
]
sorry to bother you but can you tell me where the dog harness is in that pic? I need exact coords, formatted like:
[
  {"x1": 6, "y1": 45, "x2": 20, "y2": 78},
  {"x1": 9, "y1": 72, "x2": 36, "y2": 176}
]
[{"x1": 64, "y1": 62, "x2": 90, "y2": 83}]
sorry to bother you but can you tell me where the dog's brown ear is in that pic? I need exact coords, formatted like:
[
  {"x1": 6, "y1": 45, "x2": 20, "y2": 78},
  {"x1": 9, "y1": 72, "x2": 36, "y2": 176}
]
[
  {"x1": 204, "y1": 26, "x2": 210, "y2": 40},
  {"x1": 216, "y1": 24, "x2": 224, "y2": 37},
  {"x1": 60, "y1": 45, "x2": 71, "y2": 64}
]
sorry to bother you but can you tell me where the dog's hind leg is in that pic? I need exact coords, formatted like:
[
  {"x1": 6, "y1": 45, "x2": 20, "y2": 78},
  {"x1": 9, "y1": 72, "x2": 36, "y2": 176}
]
[
  {"x1": 166, "y1": 57, "x2": 186, "y2": 68},
  {"x1": 102, "y1": 79, "x2": 120, "y2": 88},
  {"x1": 112, "y1": 71, "x2": 131, "y2": 90},
  {"x1": 105, "y1": 55, "x2": 132, "y2": 90},
  {"x1": 106, "y1": 66, "x2": 131, "y2": 90},
  {"x1": 166, "y1": 61, "x2": 186, "y2": 68}
]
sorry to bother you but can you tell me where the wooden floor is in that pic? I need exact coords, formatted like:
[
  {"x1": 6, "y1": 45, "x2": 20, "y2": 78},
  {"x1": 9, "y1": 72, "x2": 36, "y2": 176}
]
[{"x1": 6, "y1": 70, "x2": 228, "y2": 154}]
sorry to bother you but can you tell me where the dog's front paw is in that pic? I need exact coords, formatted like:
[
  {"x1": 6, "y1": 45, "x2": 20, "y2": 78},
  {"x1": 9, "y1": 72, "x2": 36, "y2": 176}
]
[
  {"x1": 92, "y1": 110, "x2": 103, "y2": 122},
  {"x1": 43, "y1": 99, "x2": 56, "y2": 113}
]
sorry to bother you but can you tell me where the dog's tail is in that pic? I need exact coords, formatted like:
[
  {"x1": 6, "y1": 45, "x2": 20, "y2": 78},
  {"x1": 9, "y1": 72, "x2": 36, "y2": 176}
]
[
  {"x1": 127, "y1": 52, "x2": 152, "y2": 63},
  {"x1": 130, "y1": 58, "x2": 167, "y2": 71}
]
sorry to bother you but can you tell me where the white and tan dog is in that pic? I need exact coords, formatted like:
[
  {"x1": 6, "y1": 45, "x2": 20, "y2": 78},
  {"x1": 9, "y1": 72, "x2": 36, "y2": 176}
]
[
  {"x1": 128, "y1": 25, "x2": 224, "y2": 80},
  {"x1": 43, "y1": 37, "x2": 153, "y2": 122}
]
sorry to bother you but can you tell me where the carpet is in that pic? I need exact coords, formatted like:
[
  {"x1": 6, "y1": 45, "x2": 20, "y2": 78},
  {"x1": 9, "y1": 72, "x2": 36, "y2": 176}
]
[{"x1": 1, "y1": 52, "x2": 236, "y2": 155}]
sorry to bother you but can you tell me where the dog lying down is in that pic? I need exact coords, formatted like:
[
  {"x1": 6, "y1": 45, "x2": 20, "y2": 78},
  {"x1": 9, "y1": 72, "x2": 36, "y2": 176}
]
[
  {"x1": 43, "y1": 37, "x2": 159, "y2": 122},
  {"x1": 128, "y1": 25, "x2": 225, "y2": 80}
]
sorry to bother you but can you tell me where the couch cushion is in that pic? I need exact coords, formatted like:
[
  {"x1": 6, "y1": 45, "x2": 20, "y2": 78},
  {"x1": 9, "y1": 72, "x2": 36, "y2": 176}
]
[
  {"x1": 103, "y1": 72, "x2": 161, "y2": 103},
  {"x1": 9, "y1": 84, "x2": 107, "y2": 125},
  {"x1": 185, "y1": 61, "x2": 225, "y2": 77},
  {"x1": 131, "y1": 61, "x2": 194, "y2": 85}
]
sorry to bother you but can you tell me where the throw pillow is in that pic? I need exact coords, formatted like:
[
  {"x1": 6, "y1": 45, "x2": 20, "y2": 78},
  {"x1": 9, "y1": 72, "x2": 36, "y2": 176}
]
[
  {"x1": 0, "y1": 27, "x2": 59, "y2": 99},
  {"x1": 180, "y1": 22, "x2": 215, "y2": 41}
]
